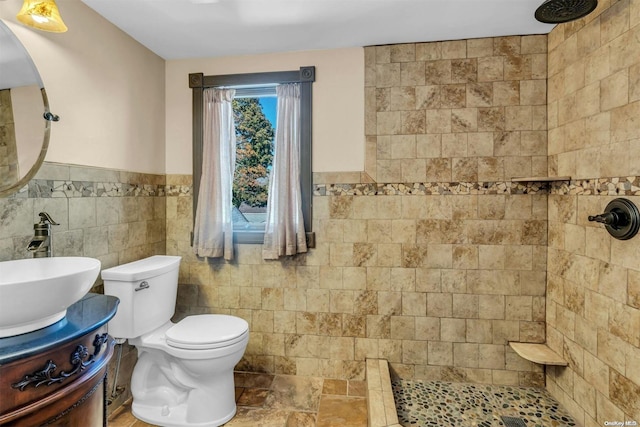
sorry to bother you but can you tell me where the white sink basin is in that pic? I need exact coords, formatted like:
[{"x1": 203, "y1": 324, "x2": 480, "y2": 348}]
[{"x1": 0, "y1": 257, "x2": 101, "y2": 338}]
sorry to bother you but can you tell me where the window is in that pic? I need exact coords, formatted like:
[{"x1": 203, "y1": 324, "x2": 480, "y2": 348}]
[
  {"x1": 231, "y1": 88, "x2": 276, "y2": 235},
  {"x1": 189, "y1": 67, "x2": 315, "y2": 245}
]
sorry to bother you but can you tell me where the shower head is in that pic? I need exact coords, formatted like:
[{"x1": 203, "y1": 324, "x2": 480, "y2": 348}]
[{"x1": 534, "y1": 0, "x2": 598, "y2": 23}]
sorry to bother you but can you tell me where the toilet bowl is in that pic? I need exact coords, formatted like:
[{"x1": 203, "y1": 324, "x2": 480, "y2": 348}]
[{"x1": 102, "y1": 256, "x2": 249, "y2": 427}]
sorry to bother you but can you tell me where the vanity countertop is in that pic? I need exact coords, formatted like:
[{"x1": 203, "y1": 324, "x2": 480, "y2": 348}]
[{"x1": 0, "y1": 293, "x2": 119, "y2": 364}]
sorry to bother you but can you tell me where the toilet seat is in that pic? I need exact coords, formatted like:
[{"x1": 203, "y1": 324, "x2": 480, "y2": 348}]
[{"x1": 165, "y1": 315, "x2": 249, "y2": 350}]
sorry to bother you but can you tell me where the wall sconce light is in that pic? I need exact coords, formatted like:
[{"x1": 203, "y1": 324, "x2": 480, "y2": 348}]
[{"x1": 17, "y1": 0, "x2": 68, "y2": 33}]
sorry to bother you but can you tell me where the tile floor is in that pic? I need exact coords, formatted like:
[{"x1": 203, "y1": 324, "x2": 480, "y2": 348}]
[
  {"x1": 392, "y1": 379, "x2": 578, "y2": 427},
  {"x1": 107, "y1": 372, "x2": 368, "y2": 427}
]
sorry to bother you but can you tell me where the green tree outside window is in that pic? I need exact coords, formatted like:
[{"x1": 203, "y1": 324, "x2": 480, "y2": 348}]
[{"x1": 232, "y1": 98, "x2": 274, "y2": 208}]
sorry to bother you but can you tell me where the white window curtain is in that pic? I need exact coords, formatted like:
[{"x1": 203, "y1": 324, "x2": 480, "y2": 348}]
[
  {"x1": 193, "y1": 88, "x2": 236, "y2": 261},
  {"x1": 262, "y1": 83, "x2": 308, "y2": 259}
]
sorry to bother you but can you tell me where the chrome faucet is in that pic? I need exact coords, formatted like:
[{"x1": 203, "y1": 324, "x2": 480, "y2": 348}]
[{"x1": 27, "y1": 212, "x2": 59, "y2": 258}]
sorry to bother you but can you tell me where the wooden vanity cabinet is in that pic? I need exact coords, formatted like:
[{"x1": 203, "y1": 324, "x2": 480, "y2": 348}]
[{"x1": 0, "y1": 294, "x2": 118, "y2": 427}]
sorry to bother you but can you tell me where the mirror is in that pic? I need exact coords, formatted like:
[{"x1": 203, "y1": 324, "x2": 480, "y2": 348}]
[{"x1": 0, "y1": 19, "x2": 52, "y2": 197}]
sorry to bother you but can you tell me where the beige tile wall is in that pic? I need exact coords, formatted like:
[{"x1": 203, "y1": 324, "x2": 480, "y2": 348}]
[
  {"x1": 548, "y1": 0, "x2": 640, "y2": 178},
  {"x1": 171, "y1": 184, "x2": 549, "y2": 385},
  {"x1": 169, "y1": 35, "x2": 550, "y2": 387},
  {"x1": 364, "y1": 36, "x2": 548, "y2": 182},
  {"x1": 546, "y1": 0, "x2": 640, "y2": 425},
  {"x1": 0, "y1": 162, "x2": 166, "y2": 265},
  {"x1": 169, "y1": 182, "x2": 548, "y2": 385},
  {"x1": 0, "y1": 162, "x2": 167, "y2": 414}
]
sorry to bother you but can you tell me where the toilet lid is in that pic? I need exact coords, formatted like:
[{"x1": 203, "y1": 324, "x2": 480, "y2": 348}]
[{"x1": 165, "y1": 315, "x2": 249, "y2": 350}]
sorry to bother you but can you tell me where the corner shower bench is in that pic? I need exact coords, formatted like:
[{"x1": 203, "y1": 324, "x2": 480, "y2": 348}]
[{"x1": 509, "y1": 342, "x2": 567, "y2": 366}]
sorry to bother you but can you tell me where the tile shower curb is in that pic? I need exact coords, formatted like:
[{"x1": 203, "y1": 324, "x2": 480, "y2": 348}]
[{"x1": 366, "y1": 359, "x2": 401, "y2": 427}]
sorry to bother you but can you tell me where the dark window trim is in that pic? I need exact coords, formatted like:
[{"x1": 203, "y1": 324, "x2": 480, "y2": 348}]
[{"x1": 189, "y1": 67, "x2": 315, "y2": 245}]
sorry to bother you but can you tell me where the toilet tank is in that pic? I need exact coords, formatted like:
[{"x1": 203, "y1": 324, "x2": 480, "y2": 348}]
[{"x1": 102, "y1": 255, "x2": 181, "y2": 339}]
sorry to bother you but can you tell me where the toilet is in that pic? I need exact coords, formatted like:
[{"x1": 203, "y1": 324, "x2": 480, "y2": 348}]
[{"x1": 102, "y1": 255, "x2": 249, "y2": 427}]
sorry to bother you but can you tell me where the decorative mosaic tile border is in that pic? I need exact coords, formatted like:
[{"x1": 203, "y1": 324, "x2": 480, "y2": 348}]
[
  {"x1": 6, "y1": 166, "x2": 192, "y2": 199},
  {"x1": 314, "y1": 181, "x2": 549, "y2": 196},
  {"x1": 20, "y1": 175, "x2": 635, "y2": 199},
  {"x1": 551, "y1": 177, "x2": 640, "y2": 196},
  {"x1": 27, "y1": 179, "x2": 166, "y2": 198},
  {"x1": 165, "y1": 185, "x2": 191, "y2": 196},
  {"x1": 317, "y1": 176, "x2": 640, "y2": 196}
]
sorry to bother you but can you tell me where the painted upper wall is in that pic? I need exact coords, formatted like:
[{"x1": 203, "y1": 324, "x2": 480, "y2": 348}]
[
  {"x1": 1, "y1": 0, "x2": 368, "y2": 175},
  {"x1": 165, "y1": 48, "x2": 365, "y2": 174},
  {"x1": 0, "y1": 0, "x2": 166, "y2": 174}
]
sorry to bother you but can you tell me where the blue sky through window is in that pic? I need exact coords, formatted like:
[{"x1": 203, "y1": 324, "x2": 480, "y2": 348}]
[{"x1": 259, "y1": 96, "x2": 277, "y2": 127}]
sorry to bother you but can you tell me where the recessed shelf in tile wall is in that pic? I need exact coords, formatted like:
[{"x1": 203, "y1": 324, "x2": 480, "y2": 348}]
[{"x1": 510, "y1": 176, "x2": 571, "y2": 182}]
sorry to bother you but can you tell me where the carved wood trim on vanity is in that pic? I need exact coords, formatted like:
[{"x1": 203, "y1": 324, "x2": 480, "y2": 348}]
[
  {"x1": 11, "y1": 333, "x2": 109, "y2": 391},
  {"x1": 0, "y1": 326, "x2": 115, "y2": 427}
]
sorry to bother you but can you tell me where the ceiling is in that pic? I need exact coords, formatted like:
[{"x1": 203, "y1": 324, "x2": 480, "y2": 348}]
[{"x1": 80, "y1": 0, "x2": 554, "y2": 60}]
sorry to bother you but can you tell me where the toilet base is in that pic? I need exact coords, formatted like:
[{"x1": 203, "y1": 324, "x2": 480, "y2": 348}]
[
  {"x1": 132, "y1": 401, "x2": 237, "y2": 427},
  {"x1": 128, "y1": 332, "x2": 246, "y2": 427}
]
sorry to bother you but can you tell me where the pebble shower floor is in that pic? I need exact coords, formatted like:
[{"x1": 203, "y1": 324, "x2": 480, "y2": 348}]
[{"x1": 392, "y1": 379, "x2": 578, "y2": 426}]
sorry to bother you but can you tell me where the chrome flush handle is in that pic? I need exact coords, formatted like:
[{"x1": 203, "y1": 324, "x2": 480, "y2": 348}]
[{"x1": 135, "y1": 281, "x2": 150, "y2": 291}]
